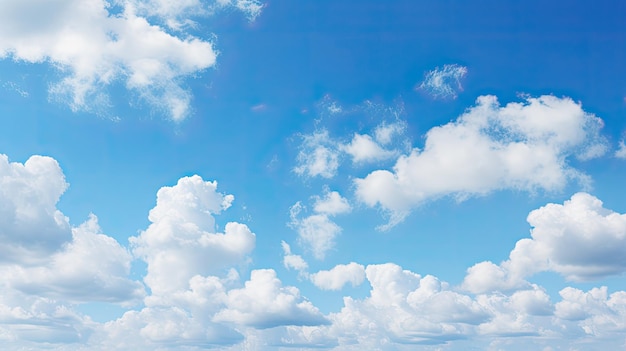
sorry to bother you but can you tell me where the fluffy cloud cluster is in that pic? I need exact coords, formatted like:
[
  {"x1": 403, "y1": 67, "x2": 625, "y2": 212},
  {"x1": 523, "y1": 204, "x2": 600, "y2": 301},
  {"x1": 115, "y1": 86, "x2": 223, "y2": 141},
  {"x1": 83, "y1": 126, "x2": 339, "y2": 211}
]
[
  {"x1": 0, "y1": 154, "x2": 143, "y2": 346},
  {"x1": 418, "y1": 64, "x2": 467, "y2": 99},
  {"x1": 289, "y1": 189, "x2": 351, "y2": 260},
  {"x1": 356, "y1": 95, "x2": 608, "y2": 229},
  {"x1": 294, "y1": 121, "x2": 407, "y2": 179},
  {"x1": 100, "y1": 175, "x2": 328, "y2": 349},
  {"x1": 464, "y1": 192, "x2": 626, "y2": 293},
  {"x1": 0, "y1": 0, "x2": 262, "y2": 121}
]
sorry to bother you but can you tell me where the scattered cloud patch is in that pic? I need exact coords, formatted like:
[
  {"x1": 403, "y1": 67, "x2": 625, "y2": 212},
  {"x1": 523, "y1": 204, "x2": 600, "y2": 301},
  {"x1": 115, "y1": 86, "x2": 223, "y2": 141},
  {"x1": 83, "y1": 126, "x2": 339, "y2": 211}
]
[
  {"x1": 289, "y1": 202, "x2": 342, "y2": 260},
  {"x1": 356, "y1": 95, "x2": 608, "y2": 229},
  {"x1": 418, "y1": 64, "x2": 468, "y2": 99},
  {"x1": 312, "y1": 188, "x2": 352, "y2": 216},
  {"x1": 289, "y1": 189, "x2": 351, "y2": 260},
  {"x1": 0, "y1": 0, "x2": 263, "y2": 121},
  {"x1": 294, "y1": 130, "x2": 341, "y2": 178},
  {"x1": 342, "y1": 133, "x2": 398, "y2": 164},
  {"x1": 281, "y1": 240, "x2": 309, "y2": 273}
]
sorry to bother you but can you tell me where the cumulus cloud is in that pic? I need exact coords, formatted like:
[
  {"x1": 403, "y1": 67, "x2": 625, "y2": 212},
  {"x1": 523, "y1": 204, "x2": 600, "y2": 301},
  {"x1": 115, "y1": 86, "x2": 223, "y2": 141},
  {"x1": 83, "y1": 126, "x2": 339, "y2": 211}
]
[
  {"x1": 0, "y1": 154, "x2": 71, "y2": 263},
  {"x1": 342, "y1": 133, "x2": 398, "y2": 164},
  {"x1": 294, "y1": 130, "x2": 341, "y2": 178},
  {"x1": 6, "y1": 214, "x2": 145, "y2": 304},
  {"x1": 464, "y1": 193, "x2": 626, "y2": 294},
  {"x1": 310, "y1": 262, "x2": 365, "y2": 290},
  {"x1": 281, "y1": 240, "x2": 308, "y2": 273},
  {"x1": 312, "y1": 188, "x2": 351, "y2": 216},
  {"x1": 0, "y1": 153, "x2": 151, "y2": 347},
  {"x1": 356, "y1": 95, "x2": 608, "y2": 229},
  {"x1": 418, "y1": 64, "x2": 468, "y2": 99},
  {"x1": 214, "y1": 269, "x2": 328, "y2": 328},
  {"x1": 0, "y1": 0, "x2": 262, "y2": 121},
  {"x1": 130, "y1": 175, "x2": 255, "y2": 295}
]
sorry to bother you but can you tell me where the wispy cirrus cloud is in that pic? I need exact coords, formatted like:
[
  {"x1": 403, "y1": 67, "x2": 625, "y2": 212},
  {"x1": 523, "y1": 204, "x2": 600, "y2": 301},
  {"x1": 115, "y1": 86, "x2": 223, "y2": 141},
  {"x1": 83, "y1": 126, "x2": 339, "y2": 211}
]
[{"x1": 418, "y1": 63, "x2": 468, "y2": 99}]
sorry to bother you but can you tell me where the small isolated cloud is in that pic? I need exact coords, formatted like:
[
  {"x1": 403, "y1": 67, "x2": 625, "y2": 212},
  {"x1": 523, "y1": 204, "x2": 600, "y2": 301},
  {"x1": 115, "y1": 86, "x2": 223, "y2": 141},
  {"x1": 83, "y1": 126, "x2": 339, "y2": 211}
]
[
  {"x1": 342, "y1": 133, "x2": 398, "y2": 164},
  {"x1": 0, "y1": 0, "x2": 263, "y2": 121},
  {"x1": 289, "y1": 202, "x2": 341, "y2": 260},
  {"x1": 313, "y1": 188, "x2": 352, "y2": 215},
  {"x1": 281, "y1": 240, "x2": 309, "y2": 273},
  {"x1": 290, "y1": 189, "x2": 351, "y2": 260},
  {"x1": 356, "y1": 95, "x2": 608, "y2": 229},
  {"x1": 310, "y1": 262, "x2": 365, "y2": 290},
  {"x1": 294, "y1": 130, "x2": 340, "y2": 178},
  {"x1": 463, "y1": 192, "x2": 626, "y2": 294},
  {"x1": 418, "y1": 64, "x2": 468, "y2": 99}
]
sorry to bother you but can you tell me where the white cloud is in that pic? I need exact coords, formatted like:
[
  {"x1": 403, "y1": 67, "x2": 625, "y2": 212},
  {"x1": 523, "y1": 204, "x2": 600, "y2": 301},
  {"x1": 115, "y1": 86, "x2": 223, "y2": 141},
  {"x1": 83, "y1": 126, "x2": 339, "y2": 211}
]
[
  {"x1": 616, "y1": 140, "x2": 626, "y2": 159},
  {"x1": 290, "y1": 202, "x2": 341, "y2": 260},
  {"x1": 512, "y1": 192, "x2": 626, "y2": 281},
  {"x1": 310, "y1": 262, "x2": 365, "y2": 290},
  {"x1": 555, "y1": 286, "x2": 626, "y2": 338},
  {"x1": 0, "y1": 154, "x2": 71, "y2": 263},
  {"x1": 313, "y1": 188, "x2": 351, "y2": 216},
  {"x1": 418, "y1": 64, "x2": 468, "y2": 99},
  {"x1": 289, "y1": 189, "x2": 351, "y2": 261},
  {"x1": 5, "y1": 214, "x2": 145, "y2": 304},
  {"x1": 294, "y1": 130, "x2": 341, "y2": 178},
  {"x1": 0, "y1": 0, "x2": 263, "y2": 121},
  {"x1": 374, "y1": 121, "x2": 406, "y2": 145},
  {"x1": 213, "y1": 269, "x2": 328, "y2": 328},
  {"x1": 464, "y1": 192, "x2": 626, "y2": 294},
  {"x1": 281, "y1": 241, "x2": 308, "y2": 273},
  {"x1": 342, "y1": 133, "x2": 398, "y2": 164},
  {"x1": 356, "y1": 95, "x2": 608, "y2": 229},
  {"x1": 130, "y1": 175, "x2": 255, "y2": 295}
]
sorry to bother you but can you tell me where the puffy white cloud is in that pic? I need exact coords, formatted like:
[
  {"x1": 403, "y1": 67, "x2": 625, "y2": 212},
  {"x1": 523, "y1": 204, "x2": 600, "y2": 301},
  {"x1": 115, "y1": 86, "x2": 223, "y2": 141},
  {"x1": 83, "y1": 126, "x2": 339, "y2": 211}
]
[
  {"x1": 555, "y1": 286, "x2": 626, "y2": 337},
  {"x1": 315, "y1": 264, "x2": 490, "y2": 346},
  {"x1": 0, "y1": 154, "x2": 71, "y2": 263},
  {"x1": 465, "y1": 192, "x2": 626, "y2": 294},
  {"x1": 213, "y1": 269, "x2": 328, "y2": 328},
  {"x1": 356, "y1": 95, "x2": 608, "y2": 229},
  {"x1": 6, "y1": 214, "x2": 145, "y2": 304},
  {"x1": 418, "y1": 64, "x2": 467, "y2": 99},
  {"x1": 0, "y1": 0, "x2": 262, "y2": 121},
  {"x1": 310, "y1": 262, "x2": 365, "y2": 291},
  {"x1": 294, "y1": 130, "x2": 341, "y2": 178},
  {"x1": 313, "y1": 189, "x2": 351, "y2": 216},
  {"x1": 281, "y1": 241, "x2": 308, "y2": 273},
  {"x1": 342, "y1": 134, "x2": 397, "y2": 164},
  {"x1": 462, "y1": 261, "x2": 528, "y2": 294},
  {"x1": 511, "y1": 192, "x2": 626, "y2": 281},
  {"x1": 130, "y1": 175, "x2": 255, "y2": 295}
]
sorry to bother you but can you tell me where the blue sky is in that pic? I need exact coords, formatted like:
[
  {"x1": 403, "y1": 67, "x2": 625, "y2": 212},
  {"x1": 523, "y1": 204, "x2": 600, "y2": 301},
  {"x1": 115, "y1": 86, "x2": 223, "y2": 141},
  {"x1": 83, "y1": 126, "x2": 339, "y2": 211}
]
[{"x1": 1, "y1": 0, "x2": 626, "y2": 350}]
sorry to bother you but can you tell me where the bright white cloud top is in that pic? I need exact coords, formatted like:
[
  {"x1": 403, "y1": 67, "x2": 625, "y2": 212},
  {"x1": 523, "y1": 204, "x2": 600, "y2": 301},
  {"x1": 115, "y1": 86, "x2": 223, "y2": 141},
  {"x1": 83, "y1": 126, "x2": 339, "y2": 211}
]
[
  {"x1": 356, "y1": 95, "x2": 607, "y2": 229},
  {"x1": 1, "y1": 1, "x2": 626, "y2": 351}
]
